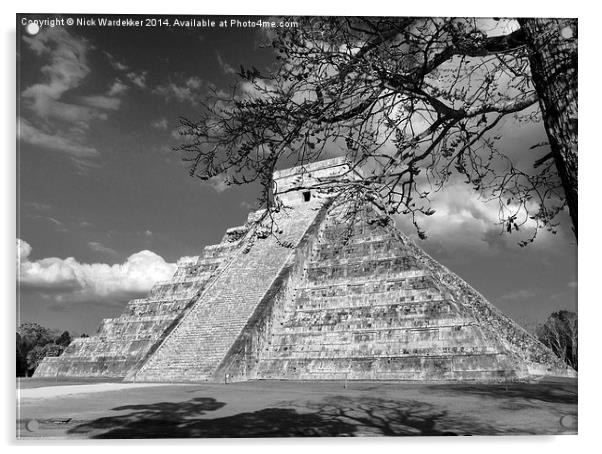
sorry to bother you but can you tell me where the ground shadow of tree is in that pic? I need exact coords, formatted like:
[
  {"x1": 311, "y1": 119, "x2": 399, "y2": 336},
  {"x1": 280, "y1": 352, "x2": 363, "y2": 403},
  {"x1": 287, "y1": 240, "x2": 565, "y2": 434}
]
[
  {"x1": 428, "y1": 381, "x2": 577, "y2": 406},
  {"x1": 67, "y1": 395, "x2": 503, "y2": 438},
  {"x1": 278, "y1": 396, "x2": 504, "y2": 436},
  {"x1": 67, "y1": 396, "x2": 355, "y2": 438}
]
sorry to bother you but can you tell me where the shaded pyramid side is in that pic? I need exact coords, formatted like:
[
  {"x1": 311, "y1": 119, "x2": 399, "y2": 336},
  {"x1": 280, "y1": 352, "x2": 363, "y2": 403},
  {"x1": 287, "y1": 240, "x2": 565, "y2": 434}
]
[
  {"x1": 33, "y1": 220, "x2": 254, "y2": 379},
  {"x1": 250, "y1": 200, "x2": 573, "y2": 381}
]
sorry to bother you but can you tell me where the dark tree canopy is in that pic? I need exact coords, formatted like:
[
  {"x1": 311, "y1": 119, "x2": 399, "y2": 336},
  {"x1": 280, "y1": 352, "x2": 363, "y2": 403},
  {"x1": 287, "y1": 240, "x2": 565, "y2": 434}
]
[
  {"x1": 178, "y1": 17, "x2": 577, "y2": 244},
  {"x1": 16, "y1": 323, "x2": 71, "y2": 376},
  {"x1": 16, "y1": 333, "x2": 27, "y2": 377},
  {"x1": 25, "y1": 343, "x2": 65, "y2": 374},
  {"x1": 537, "y1": 310, "x2": 577, "y2": 370},
  {"x1": 18, "y1": 322, "x2": 55, "y2": 353},
  {"x1": 56, "y1": 330, "x2": 72, "y2": 347}
]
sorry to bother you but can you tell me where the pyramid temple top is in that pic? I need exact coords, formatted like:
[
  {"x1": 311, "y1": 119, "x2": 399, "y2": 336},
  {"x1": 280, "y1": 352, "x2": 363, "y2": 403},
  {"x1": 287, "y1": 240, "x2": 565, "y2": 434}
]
[
  {"x1": 272, "y1": 157, "x2": 356, "y2": 205},
  {"x1": 272, "y1": 157, "x2": 349, "y2": 181}
]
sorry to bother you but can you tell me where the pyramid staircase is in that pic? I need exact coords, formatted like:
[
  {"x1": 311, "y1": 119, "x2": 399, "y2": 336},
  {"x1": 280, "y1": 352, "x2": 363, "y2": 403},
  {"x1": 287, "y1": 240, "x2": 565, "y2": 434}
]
[
  {"x1": 33, "y1": 213, "x2": 257, "y2": 378},
  {"x1": 128, "y1": 198, "x2": 329, "y2": 382}
]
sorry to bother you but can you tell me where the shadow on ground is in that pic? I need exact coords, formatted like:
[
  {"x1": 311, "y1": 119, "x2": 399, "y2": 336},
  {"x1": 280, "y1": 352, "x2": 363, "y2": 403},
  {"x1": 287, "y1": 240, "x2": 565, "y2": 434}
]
[
  {"x1": 68, "y1": 396, "x2": 500, "y2": 438},
  {"x1": 431, "y1": 380, "x2": 578, "y2": 406}
]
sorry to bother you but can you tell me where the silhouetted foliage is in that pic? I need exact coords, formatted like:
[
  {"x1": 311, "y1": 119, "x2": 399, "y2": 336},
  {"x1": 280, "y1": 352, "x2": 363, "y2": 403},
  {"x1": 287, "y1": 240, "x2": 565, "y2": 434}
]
[
  {"x1": 16, "y1": 323, "x2": 70, "y2": 376},
  {"x1": 537, "y1": 310, "x2": 577, "y2": 370},
  {"x1": 25, "y1": 343, "x2": 65, "y2": 373},
  {"x1": 18, "y1": 322, "x2": 55, "y2": 353},
  {"x1": 179, "y1": 17, "x2": 577, "y2": 244},
  {"x1": 16, "y1": 333, "x2": 27, "y2": 377},
  {"x1": 56, "y1": 331, "x2": 72, "y2": 347}
]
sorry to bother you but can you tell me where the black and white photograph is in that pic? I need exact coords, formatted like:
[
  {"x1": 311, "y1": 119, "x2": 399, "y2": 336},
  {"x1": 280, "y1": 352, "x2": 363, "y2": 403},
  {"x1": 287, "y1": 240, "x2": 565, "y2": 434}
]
[{"x1": 13, "y1": 7, "x2": 580, "y2": 442}]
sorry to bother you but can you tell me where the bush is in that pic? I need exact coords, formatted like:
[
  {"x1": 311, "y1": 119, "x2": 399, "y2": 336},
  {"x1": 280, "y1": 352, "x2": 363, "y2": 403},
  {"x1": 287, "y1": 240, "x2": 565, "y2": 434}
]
[
  {"x1": 25, "y1": 343, "x2": 65, "y2": 374},
  {"x1": 17, "y1": 323, "x2": 72, "y2": 376}
]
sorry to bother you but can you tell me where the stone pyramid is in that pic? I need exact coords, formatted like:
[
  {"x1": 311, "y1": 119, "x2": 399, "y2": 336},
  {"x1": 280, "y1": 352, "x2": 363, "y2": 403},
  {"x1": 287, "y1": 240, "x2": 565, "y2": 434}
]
[{"x1": 35, "y1": 158, "x2": 574, "y2": 382}]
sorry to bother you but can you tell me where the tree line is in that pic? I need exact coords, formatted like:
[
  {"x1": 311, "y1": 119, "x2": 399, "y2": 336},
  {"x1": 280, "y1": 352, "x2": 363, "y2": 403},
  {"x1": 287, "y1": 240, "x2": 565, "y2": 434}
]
[{"x1": 16, "y1": 322, "x2": 88, "y2": 377}]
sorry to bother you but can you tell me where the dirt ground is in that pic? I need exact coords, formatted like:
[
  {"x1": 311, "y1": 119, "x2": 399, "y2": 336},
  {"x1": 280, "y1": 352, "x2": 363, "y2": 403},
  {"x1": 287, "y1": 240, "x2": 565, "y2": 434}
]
[{"x1": 16, "y1": 377, "x2": 577, "y2": 439}]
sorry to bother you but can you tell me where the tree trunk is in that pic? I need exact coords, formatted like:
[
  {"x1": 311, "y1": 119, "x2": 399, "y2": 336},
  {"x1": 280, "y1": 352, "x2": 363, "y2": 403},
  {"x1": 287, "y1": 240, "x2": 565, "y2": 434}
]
[{"x1": 519, "y1": 18, "x2": 578, "y2": 239}]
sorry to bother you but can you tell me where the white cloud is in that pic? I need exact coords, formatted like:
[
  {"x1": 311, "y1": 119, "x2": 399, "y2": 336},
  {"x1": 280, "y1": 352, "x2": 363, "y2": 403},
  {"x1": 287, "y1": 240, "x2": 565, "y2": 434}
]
[
  {"x1": 28, "y1": 214, "x2": 67, "y2": 232},
  {"x1": 151, "y1": 118, "x2": 169, "y2": 130},
  {"x1": 18, "y1": 117, "x2": 99, "y2": 161},
  {"x1": 18, "y1": 239, "x2": 32, "y2": 264},
  {"x1": 88, "y1": 241, "x2": 119, "y2": 256},
  {"x1": 154, "y1": 76, "x2": 206, "y2": 104},
  {"x1": 107, "y1": 79, "x2": 128, "y2": 96},
  {"x1": 21, "y1": 28, "x2": 95, "y2": 127},
  {"x1": 80, "y1": 95, "x2": 121, "y2": 110},
  {"x1": 19, "y1": 28, "x2": 126, "y2": 169},
  {"x1": 216, "y1": 51, "x2": 236, "y2": 75},
  {"x1": 239, "y1": 78, "x2": 278, "y2": 100},
  {"x1": 170, "y1": 127, "x2": 182, "y2": 140},
  {"x1": 498, "y1": 288, "x2": 537, "y2": 303},
  {"x1": 126, "y1": 71, "x2": 147, "y2": 89},
  {"x1": 208, "y1": 175, "x2": 229, "y2": 193},
  {"x1": 394, "y1": 181, "x2": 558, "y2": 255},
  {"x1": 29, "y1": 202, "x2": 53, "y2": 211},
  {"x1": 104, "y1": 51, "x2": 129, "y2": 71},
  {"x1": 17, "y1": 239, "x2": 177, "y2": 304},
  {"x1": 22, "y1": 28, "x2": 89, "y2": 102}
]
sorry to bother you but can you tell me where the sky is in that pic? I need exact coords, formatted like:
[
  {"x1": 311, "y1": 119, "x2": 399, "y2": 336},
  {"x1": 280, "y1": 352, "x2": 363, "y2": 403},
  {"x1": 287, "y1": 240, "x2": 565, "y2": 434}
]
[{"x1": 16, "y1": 14, "x2": 577, "y2": 335}]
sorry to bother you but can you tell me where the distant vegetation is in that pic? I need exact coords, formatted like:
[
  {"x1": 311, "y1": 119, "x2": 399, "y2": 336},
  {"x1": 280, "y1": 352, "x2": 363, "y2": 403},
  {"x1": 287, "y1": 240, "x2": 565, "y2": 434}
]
[
  {"x1": 536, "y1": 310, "x2": 578, "y2": 371},
  {"x1": 16, "y1": 322, "x2": 76, "y2": 376}
]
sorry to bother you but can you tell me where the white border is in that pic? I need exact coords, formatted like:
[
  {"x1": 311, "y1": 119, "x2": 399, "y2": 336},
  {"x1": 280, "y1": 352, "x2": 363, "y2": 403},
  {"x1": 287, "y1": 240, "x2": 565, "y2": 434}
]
[{"x1": 3, "y1": 1, "x2": 597, "y2": 453}]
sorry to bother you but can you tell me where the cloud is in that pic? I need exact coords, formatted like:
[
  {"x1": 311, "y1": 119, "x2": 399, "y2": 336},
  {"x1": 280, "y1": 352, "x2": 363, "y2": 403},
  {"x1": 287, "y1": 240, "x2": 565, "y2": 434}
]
[
  {"x1": 104, "y1": 51, "x2": 129, "y2": 71},
  {"x1": 29, "y1": 202, "x2": 53, "y2": 211},
  {"x1": 107, "y1": 79, "x2": 128, "y2": 96},
  {"x1": 241, "y1": 200, "x2": 257, "y2": 210},
  {"x1": 498, "y1": 288, "x2": 537, "y2": 304},
  {"x1": 80, "y1": 95, "x2": 121, "y2": 110},
  {"x1": 208, "y1": 175, "x2": 229, "y2": 193},
  {"x1": 154, "y1": 76, "x2": 207, "y2": 104},
  {"x1": 17, "y1": 239, "x2": 177, "y2": 304},
  {"x1": 216, "y1": 51, "x2": 236, "y2": 75},
  {"x1": 88, "y1": 241, "x2": 119, "y2": 257},
  {"x1": 21, "y1": 28, "x2": 97, "y2": 128},
  {"x1": 19, "y1": 28, "x2": 126, "y2": 169},
  {"x1": 239, "y1": 78, "x2": 278, "y2": 100},
  {"x1": 28, "y1": 214, "x2": 67, "y2": 232},
  {"x1": 18, "y1": 118, "x2": 99, "y2": 162},
  {"x1": 151, "y1": 117, "x2": 169, "y2": 130},
  {"x1": 126, "y1": 71, "x2": 147, "y2": 89},
  {"x1": 22, "y1": 28, "x2": 89, "y2": 102},
  {"x1": 394, "y1": 180, "x2": 561, "y2": 256},
  {"x1": 18, "y1": 239, "x2": 32, "y2": 264}
]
